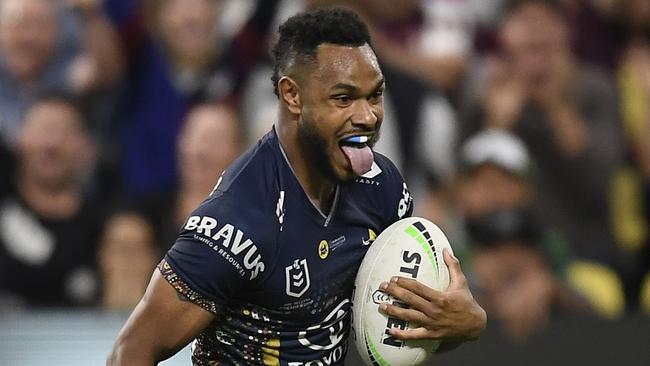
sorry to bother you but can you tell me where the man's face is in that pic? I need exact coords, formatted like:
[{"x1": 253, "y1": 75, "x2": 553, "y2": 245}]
[
  {"x1": 158, "y1": 0, "x2": 222, "y2": 64},
  {"x1": 0, "y1": 0, "x2": 57, "y2": 82},
  {"x1": 178, "y1": 105, "x2": 241, "y2": 188},
  {"x1": 500, "y1": 3, "x2": 568, "y2": 82},
  {"x1": 17, "y1": 101, "x2": 91, "y2": 188},
  {"x1": 297, "y1": 43, "x2": 384, "y2": 182}
]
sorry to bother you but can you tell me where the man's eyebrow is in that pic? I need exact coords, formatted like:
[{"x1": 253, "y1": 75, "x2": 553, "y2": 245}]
[
  {"x1": 330, "y1": 78, "x2": 385, "y2": 93},
  {"x1": 330, "y1": 83, "x2": 358, "y2": 92},
  {"x1": 373, "y1": 78, "x2": 386, "y2": 91}
]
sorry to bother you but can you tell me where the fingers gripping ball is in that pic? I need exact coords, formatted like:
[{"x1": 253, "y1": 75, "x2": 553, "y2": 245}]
[{"x1": 352, "y1": 217, "x2": 452, "y2": 366}]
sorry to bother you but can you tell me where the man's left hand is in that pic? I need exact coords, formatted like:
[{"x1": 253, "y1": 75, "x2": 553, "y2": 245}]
[{"x1": 378, "y1": 248, "x2": 487, "y2": 342}]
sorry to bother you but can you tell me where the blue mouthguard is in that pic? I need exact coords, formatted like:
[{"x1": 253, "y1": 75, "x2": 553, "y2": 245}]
[{"x1": 344, "y1": 135, "x2": 370, "y2": 144}]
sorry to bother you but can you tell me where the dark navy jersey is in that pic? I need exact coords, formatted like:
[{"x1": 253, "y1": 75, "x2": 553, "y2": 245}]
[{"x1": 160, "y1": 128, "x2": 413, "y2": 365}]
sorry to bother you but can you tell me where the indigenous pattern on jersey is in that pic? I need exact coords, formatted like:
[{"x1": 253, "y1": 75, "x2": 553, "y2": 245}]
[{"x1": 161, "y1": 128, "x2": 413, "y2": 365}]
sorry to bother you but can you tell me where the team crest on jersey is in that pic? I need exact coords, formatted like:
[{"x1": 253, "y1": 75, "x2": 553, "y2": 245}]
[{"x1": 286, "y1": 259, "x2": 311, "y2": 298}]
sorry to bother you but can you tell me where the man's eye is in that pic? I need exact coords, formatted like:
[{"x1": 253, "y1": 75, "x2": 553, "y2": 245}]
[
  {"x1": 367, "y1": 90, "x2": 383, "y2": 104},
  {"x1": 332, "y1": 95, "x2": 353, "y2": 106}
]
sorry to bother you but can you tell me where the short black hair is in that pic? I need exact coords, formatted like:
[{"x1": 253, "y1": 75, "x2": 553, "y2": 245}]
[{"x1": 271, "y1": 7, "x2": 372, "y2": 97}]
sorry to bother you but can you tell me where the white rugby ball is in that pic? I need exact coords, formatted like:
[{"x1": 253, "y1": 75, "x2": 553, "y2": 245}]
[{"x1": 352, "y1": 217, "x2": 453, "y2": 366}]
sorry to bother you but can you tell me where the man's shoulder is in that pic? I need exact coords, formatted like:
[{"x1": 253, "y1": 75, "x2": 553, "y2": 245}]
[
  {"x1": 184, "y1": 132, "x2": 282, "y2": 242},
  {"x1": 211, "y1": 132, "x2": 279, "y2": 201}
]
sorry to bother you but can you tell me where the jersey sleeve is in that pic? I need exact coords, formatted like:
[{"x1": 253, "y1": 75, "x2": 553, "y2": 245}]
[
  {"x1": 159, "y1": 191, "x2": 272, "y2": 314},
  {"x1": 374, "y1": 153, "x2": 414, "y2": 228}
]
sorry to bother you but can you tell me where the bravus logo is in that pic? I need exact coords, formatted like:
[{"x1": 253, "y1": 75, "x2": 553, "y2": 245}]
[{"x1": 184, "y1": 216, "x2": 265, "y2": 280}]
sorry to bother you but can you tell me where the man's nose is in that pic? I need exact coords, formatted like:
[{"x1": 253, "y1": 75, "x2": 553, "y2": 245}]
[{"x1": 350, "y1": 99, "x2": 378, "y2": 128}]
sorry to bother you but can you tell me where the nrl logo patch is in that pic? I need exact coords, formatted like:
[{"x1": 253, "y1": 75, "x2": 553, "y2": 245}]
[{"x1": 286, "y1": 259, "x2": 311, "y2": 298}]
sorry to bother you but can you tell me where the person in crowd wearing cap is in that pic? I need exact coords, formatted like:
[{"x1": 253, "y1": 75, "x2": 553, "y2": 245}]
[
  {"x1": 457, "y1": 129, "x2": 594, "y2": 341},
  {"x1": 461, "y1": 0, "x2": 623, "y2": 267}
]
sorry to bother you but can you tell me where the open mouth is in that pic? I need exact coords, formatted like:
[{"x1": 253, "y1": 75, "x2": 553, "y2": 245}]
[
  {"x1": 339, "y1": 134, "x2": 371, "y2": 148},
  {"x1": 338, "y1": 134, "x2": 375, "y2": 176}
]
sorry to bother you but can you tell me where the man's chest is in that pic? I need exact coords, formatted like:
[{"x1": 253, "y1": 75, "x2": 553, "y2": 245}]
[{"x1": 243, "y1": 209, "x2": 382, "y2": 320}]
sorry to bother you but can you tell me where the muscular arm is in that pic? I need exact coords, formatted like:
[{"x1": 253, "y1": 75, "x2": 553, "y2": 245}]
[{"x1": 107, "y1": 270, "x2": 214, "y2": 366}]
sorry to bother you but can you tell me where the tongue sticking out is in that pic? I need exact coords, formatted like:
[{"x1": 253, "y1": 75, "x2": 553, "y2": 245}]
[{"x1": 341, "y1": 145, "x2": 374, "y2": 176}]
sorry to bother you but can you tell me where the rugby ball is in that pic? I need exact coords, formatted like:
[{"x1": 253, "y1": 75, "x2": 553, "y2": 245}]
[{"x1": 352, "y1": 217, "x2": 453, "y2": 366}]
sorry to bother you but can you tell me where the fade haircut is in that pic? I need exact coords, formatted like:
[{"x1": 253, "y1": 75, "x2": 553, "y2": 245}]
[{"x1": 271, "y1": 7, "x2": 372, "y2": 97}]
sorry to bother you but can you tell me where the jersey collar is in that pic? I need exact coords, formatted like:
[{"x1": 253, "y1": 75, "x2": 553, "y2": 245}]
[{"x1": 273, "y1": 126, "x2": 340, "y2": 227}]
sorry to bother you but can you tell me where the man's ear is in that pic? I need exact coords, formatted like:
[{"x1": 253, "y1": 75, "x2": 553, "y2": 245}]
[{"x1": 278, "y1": 76, "x2": 302, "y2": 115}]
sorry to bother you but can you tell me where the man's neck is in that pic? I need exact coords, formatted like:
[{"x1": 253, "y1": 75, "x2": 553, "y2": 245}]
[
  {"x1": 16, "y1": 173, "x2": 81, "y2": 220},
  {"x1": 275, "y1": 123, "x2": 337, "y2": 215}
]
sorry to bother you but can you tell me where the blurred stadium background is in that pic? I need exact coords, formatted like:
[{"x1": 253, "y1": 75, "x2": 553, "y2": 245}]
[{"x1": 1, "y1": 0, "x2": 650, "y2": 364}]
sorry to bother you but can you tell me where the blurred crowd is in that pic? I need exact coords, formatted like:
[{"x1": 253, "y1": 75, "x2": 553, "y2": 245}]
[{"x1": 0, "y1": 0, "x2": 649, "y2": 343}]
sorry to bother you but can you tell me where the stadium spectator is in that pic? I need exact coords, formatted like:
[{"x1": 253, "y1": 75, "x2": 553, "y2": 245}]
[
  {"x1": 460, "y1": 0, "x2": 624, "y2": 266},
  {"x1": 117, "y1": 0, "x2": 280, "y2": 199},
  {"x1": 175, "y1": 105, "x2": 241, "y2": 221},
  {"x1": 457, "y1": 130, "x2": 596, "y2": 341},
  {"x1": 99, "y1": 212, "x2": 157, "y2": 310},
  {"x1": 0, "y1": 0, "x2": 123, "y2": 148},
  {"x1": 0, "y1": 93, "x2": 105, "y2": 307},
  {"x1": 137, "y1": 103, "x2": 243, "y2": 251},
  {"x1": 337, "y1": 0, "x2": 473, "y2": 93}
]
